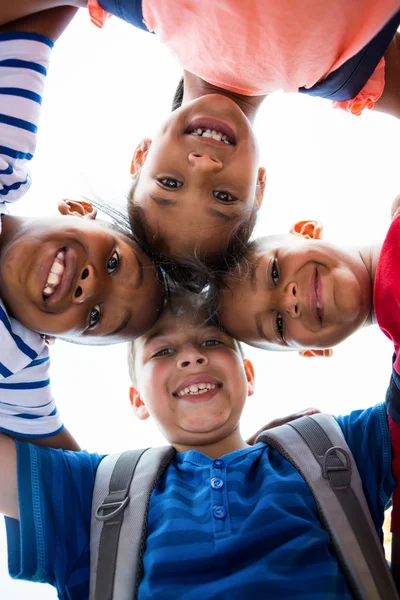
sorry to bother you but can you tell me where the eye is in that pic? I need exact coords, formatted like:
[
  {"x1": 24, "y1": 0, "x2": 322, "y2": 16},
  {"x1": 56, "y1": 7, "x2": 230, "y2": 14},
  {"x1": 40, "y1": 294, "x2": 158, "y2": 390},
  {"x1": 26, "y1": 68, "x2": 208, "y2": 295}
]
[
  {"x1": 275, "y1": 313, "x2": 284, "y2": 341},
  {"x1": 271, "y1": 258, "x2": 279, "y2": 286},
  {"x1": 153, "y1": 348, "x2": 173, "y2": 358},
  {"x1": 89, "y1": 304, "x2": 101, "y2": 329},
  {"x1": 107, "y1": 250, "x2": 119, "y2": 274},
  {"x1": 158, "y1": 177, "x2": 183, "y2": 189},
  {"x1": 213, "y1": 191, "x2": 237, "y2": 203},
  {"x1": 201, "y1": 339, "x2": 223, "y2": 347}
]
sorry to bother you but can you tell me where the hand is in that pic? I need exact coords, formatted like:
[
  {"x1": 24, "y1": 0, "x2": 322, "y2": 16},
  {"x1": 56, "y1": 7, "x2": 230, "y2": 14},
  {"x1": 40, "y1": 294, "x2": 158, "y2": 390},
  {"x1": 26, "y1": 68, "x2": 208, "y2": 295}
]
[
  {"x1": 246, "y1": 407, "x2": 321, "y2": 446},
  {"x1": 391, "y1": 194, "x2": 400, "y2": 221}
]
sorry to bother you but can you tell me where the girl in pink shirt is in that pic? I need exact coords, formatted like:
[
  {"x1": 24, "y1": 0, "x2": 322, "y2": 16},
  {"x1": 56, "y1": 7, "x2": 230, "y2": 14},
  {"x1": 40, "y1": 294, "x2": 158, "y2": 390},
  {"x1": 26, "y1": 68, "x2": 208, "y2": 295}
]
[{"x1": 6, "y1": 1, "x2": 400, "y2": 279}]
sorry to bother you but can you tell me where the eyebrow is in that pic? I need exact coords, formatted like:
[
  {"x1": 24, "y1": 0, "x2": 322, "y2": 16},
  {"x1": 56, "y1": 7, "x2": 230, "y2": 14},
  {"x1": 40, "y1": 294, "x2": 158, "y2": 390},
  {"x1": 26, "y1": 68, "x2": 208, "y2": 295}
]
[
  {"x1": 143, "y1": 326, "x2": 170, "y2": 346},
  {"x1": 206, "y1": 207, "x2": 238, "y2": 222},
  {"x1": 108, "y1": 310, "x2": 133, "y2": 338},
  {"x1": 150, "y1": 194, "x2": 177, "y2": 207},
  {"x1": 256, "y1": 317, "x2": 269, "y2": 342},
  {"x1": 249, "y1": 255, "x2": 264, "y2": 290}
]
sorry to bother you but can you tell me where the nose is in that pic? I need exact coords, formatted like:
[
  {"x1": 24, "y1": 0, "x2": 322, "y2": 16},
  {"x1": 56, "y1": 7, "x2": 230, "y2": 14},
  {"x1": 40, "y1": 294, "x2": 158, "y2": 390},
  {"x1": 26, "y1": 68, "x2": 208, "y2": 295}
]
[
  {"x1": 188, "y1": 152, "x2": 223, "y2": 173},
  {"x1": 281, "y1": 282, "x2": 300, "y2": 319},
  {"x1": 72, "y1": 265, "x2": 97, "y2": 304},
  {"x1": 177, "y1": 346, "x2": 209, "y2": 370}
]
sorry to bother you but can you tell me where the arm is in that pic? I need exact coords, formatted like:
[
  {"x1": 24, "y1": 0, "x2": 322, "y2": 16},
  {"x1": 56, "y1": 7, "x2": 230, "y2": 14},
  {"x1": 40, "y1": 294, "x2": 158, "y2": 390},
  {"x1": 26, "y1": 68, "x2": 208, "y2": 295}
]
[
  {"x1": 0, "y1": 5, "x2": 78, "y2": 40},
  {"x1": 0, "y1": 433, "x2": 18, "y2": 519},
  {"x1": 374, "y1": 32, "x2": 400, "y2": 120},
  {"x1": 0, "y1": 1, "x2": 85, "y2": 28},
  {"x1": 18, "y1": 428, "x2": 81, "y2": 450}
]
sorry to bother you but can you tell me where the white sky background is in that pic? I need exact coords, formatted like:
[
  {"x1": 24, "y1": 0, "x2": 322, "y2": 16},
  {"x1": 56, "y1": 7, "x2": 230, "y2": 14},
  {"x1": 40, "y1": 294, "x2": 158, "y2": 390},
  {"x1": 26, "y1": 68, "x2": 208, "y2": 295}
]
[{"x1": 1, "y1": 11, "x2": 400, "y2": 598}]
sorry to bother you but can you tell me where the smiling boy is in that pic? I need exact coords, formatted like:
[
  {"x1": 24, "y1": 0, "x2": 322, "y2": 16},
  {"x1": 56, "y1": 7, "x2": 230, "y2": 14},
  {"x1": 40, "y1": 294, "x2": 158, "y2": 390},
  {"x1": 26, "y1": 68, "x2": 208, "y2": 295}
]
[{"x1": 0, "y1": 291, "x2": 394, "y2": 599}]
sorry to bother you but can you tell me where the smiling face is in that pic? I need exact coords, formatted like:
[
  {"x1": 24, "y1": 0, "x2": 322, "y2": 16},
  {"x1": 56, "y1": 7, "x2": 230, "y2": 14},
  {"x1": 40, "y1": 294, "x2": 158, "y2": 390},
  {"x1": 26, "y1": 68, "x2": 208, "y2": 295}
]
[
  {"x1": 130, "y1": 300, "x2": 253, "y2": 449},
  {"x1": 0, "y1": 206, "x2": 164, "y2": 344},
  {"x1": 219, "y1": 234, "x2": 373, "y2": 351},
  {"x1": 131, "y1": 94, "x2": 265, "y2": 258}
]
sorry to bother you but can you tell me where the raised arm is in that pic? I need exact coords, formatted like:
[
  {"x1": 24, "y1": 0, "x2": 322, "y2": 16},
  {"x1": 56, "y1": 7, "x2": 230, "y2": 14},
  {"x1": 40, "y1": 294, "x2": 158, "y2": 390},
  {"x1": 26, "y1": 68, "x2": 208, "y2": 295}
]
[
  {"x1": 375, "y1": 32, "x2": 400, "y2": 120},
  {"x1": 0, "y1": 1, "x2": 84, "y2": 29},
  {"x1": 0, "y1": 434, "x2": 18, "y2": 519},
  {"x1": 0, "y1": 4, "x2": 78, "y2": 39}
]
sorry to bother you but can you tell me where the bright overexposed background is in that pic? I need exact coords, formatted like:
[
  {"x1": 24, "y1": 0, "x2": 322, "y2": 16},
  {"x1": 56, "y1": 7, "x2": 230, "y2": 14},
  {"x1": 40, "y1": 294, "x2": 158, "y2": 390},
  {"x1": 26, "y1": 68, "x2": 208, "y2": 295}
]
[{"x1": 1, "y1": 11, "x2": 400, "y2": 598}]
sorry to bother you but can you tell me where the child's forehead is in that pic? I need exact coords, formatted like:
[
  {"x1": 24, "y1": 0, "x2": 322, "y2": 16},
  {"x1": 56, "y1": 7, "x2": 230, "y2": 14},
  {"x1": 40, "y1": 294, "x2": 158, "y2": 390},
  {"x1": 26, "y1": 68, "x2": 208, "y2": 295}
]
[{"x1": 146, "y1": 307, "x2": 211, "y2": 338}]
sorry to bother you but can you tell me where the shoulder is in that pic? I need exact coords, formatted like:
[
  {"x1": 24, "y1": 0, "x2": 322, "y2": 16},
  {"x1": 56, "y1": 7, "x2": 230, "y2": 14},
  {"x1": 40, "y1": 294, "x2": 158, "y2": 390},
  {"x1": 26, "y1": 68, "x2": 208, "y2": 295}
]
[{"x1": 335, "y1": 404, "x2": 394, "y2": 528}]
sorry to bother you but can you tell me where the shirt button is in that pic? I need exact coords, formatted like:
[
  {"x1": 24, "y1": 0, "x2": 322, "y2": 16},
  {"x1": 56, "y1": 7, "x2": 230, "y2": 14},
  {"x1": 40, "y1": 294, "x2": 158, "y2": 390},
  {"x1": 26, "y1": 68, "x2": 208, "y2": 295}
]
[
  {"x1": 213, "y1": 459, "x2": 225, "y2": 469},
  {"x1": 211, "y1": 477, "x2": 224, "y2": 490},
  {"x1": 213, "y1": 505, "x2": 226, "y2": 519}
]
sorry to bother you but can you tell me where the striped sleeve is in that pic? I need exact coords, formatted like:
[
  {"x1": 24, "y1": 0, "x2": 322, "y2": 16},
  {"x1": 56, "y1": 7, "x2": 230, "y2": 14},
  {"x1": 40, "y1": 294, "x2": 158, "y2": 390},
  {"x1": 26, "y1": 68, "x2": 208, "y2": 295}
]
[
  {"x1": 0, "y1": 32, "x2": 53, "y2": 204},
  {"x1": 0, "y1": 299, "x2": 63, "y2": 437}
]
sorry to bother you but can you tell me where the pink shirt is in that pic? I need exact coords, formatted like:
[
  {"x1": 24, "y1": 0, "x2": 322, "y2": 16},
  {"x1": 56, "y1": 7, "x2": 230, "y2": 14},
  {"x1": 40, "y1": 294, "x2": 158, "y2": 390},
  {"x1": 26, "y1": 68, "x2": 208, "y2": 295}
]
[{"x1": 142, "y1": 0, "x2": 400, "y2": 95}]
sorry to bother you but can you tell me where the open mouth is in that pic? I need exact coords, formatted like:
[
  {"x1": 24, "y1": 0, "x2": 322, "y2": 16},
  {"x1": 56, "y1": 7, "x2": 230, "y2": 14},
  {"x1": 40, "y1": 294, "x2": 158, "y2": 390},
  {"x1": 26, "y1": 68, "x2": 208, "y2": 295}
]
[
  {"x1": 175, "y1": 382, "x2": 222, "y2": 397},
  {"x1": 185, "y1": 118, "x2": 236, "y2": 145},
  {"x1": 313, "y1": 269, "x2": 324, "y2": 324},
  {"x1": 41, "y1": 247, "x2": 78, "y2": 306},
  {"x1": 43, "y1": 249, "x2": 66, "y2": 299},
  {"x1": 173, "y1": 374, "x2": 223, "y2": 401}
]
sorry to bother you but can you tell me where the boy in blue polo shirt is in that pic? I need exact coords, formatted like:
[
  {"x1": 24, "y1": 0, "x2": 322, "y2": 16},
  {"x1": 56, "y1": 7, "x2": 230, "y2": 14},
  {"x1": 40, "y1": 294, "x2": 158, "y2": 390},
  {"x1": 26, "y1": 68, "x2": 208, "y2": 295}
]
[{"x1": 0, "y1": 291, "x2": 394, "y2": 599}]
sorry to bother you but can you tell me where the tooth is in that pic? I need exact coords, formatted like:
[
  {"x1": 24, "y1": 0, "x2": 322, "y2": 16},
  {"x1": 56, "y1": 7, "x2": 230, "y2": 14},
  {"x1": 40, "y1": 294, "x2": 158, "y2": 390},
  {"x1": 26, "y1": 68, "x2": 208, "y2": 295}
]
[
  {"x1": 43, "y1": 286, "x2": 52, "y2": 295},
  {"x1": 50, "y1": 262, "x2": 63, "y2": 275},
  {"x1": 189, "y1": 384, "x2": 199, "y2": 392},
  {"x1": 47, "y1": 272, "x2": 60, "y2": 286},
  {"x1": 197, "y1": 128, "x2": 203, "y2": 134},
  {"x1": 198, "y1": 383, "x2": 206, "y2": 389},
  {"x1": 212, "y1": 132, "x2": 222, "y2": 141},
  {"x1": 57, "y1": 251, "x2": 64, "y2": 261},
  {"x1": 202, "y1": 130, "x2": 212, "y2": 138}
]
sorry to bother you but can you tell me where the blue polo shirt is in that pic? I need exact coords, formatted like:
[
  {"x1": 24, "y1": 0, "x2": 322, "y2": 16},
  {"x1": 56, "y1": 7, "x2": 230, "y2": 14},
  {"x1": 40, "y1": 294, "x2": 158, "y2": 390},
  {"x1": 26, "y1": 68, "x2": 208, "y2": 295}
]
[{"x1": 5, "y1": 403, "x2": 394, "y2": 599}]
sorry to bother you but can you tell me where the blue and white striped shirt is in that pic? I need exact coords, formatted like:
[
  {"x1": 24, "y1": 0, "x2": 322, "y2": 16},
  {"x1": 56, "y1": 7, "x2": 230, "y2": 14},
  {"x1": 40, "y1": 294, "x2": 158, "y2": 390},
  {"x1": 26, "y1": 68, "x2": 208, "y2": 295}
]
[{"x1": 0, "y1": 33, "x2": 62, "y2": 437}]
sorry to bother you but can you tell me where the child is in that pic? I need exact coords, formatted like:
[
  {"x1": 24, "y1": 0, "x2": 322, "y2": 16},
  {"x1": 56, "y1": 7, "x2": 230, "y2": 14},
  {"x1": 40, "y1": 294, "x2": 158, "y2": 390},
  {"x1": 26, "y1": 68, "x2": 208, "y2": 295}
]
[
  {"x1": 0, "y1": 13, "x2": 164, "y2": 443},
  {"x1": 0, "y1": 292, "x2": 394, "y2": 598},
  {"x1": 5, "y1": 1, "x2": 400, "y2": 277},
  {"x1": 216, "y1": 207, "x2": 400, "y2": 565}
]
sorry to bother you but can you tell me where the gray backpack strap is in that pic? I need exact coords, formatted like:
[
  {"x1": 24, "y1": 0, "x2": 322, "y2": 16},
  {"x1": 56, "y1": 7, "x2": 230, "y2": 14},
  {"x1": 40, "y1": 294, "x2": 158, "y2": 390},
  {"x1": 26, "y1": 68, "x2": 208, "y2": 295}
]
[
  {"x1": 258, "y1": 413, "x2": 398, "y2": 600},
  {"x1": 90, "y1": 446, "x2": 175, "y2": 600}
]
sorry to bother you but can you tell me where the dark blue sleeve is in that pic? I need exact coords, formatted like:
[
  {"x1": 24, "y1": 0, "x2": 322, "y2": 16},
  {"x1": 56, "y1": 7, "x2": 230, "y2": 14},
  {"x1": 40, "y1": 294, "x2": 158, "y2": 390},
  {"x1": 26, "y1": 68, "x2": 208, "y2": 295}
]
[
  {"x1": 5, "y1": 441, "x2": 104, "y2": 599},
  {"x1": 300, "y1": 9, "x2": 400, "y2": 101},
  {"x1": 386, "y1": 355, "x2": 400, "y2": 425},
  {"x1": 335, "y1": 403, "x2": 394, "y2": 538},
  {"x1": 98, "y1": 0, "x2": 151, "y2": 32}
]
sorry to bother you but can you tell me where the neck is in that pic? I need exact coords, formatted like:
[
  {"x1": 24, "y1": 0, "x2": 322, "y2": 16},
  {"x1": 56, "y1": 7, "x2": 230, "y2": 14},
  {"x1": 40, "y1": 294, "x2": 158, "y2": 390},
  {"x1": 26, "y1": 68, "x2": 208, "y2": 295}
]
[
  {"x1": 172, "y1": 426, "x2": 249, "y2": 459},
  {"x1": 182, "y1": 70, "x2": 266, "y2": 124},
  {"x1": 358, "y1": 241, "x2": 382, "y2": 325}
]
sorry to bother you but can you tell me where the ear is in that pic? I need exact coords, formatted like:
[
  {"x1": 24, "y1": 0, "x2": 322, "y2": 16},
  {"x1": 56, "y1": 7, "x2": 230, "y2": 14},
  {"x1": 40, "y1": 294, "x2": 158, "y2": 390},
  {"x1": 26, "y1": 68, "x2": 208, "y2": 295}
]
[
  {"x1": 243, "y1": 359, "x2": 255, "y2": 396},
  {"x1": 58, "y1": 200, "x2": 97, "y2": 220},
  {"x1": 255, "y1": 167, "x2": 266, "y2": 208},
  {"x1": 130, "y1": 137, "x2": 152, "y2": 176},
  {"x1": 290, "y1": 220, "x2": 323, "y2": 240},
  {"x1": 129, "y1": 386, "x2": 150, "y2": 420},
  {"x1": 299, "y1": 349, "x2": 333, "y2": 358}
]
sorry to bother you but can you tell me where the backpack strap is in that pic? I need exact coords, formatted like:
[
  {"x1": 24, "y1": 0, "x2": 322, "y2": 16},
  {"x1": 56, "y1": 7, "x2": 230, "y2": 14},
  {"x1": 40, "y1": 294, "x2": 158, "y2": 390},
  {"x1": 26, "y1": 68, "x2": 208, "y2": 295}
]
[
  {"x1": 258, "y1": 413, "x2": 398, "y2": 600},
  {"x1": 90, "y1": 446, "x2": 175, "y2": 600}
]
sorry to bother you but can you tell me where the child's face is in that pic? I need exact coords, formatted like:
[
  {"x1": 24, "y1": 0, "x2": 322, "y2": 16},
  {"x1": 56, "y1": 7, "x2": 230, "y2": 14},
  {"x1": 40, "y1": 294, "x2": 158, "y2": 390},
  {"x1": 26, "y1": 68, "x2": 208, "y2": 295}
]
[
  {"x1": 0, "y1": 204, "x2": 164, "y2": 343},
  {"x1": 131, "y1": 304, "x2": 253, "y2": 447},
  {"x1": 131, "y1": 94, "x2": 265, "y2": 257},
  {"x1": 219, "y1": 234, "x2": 372, "y2": 351}
]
